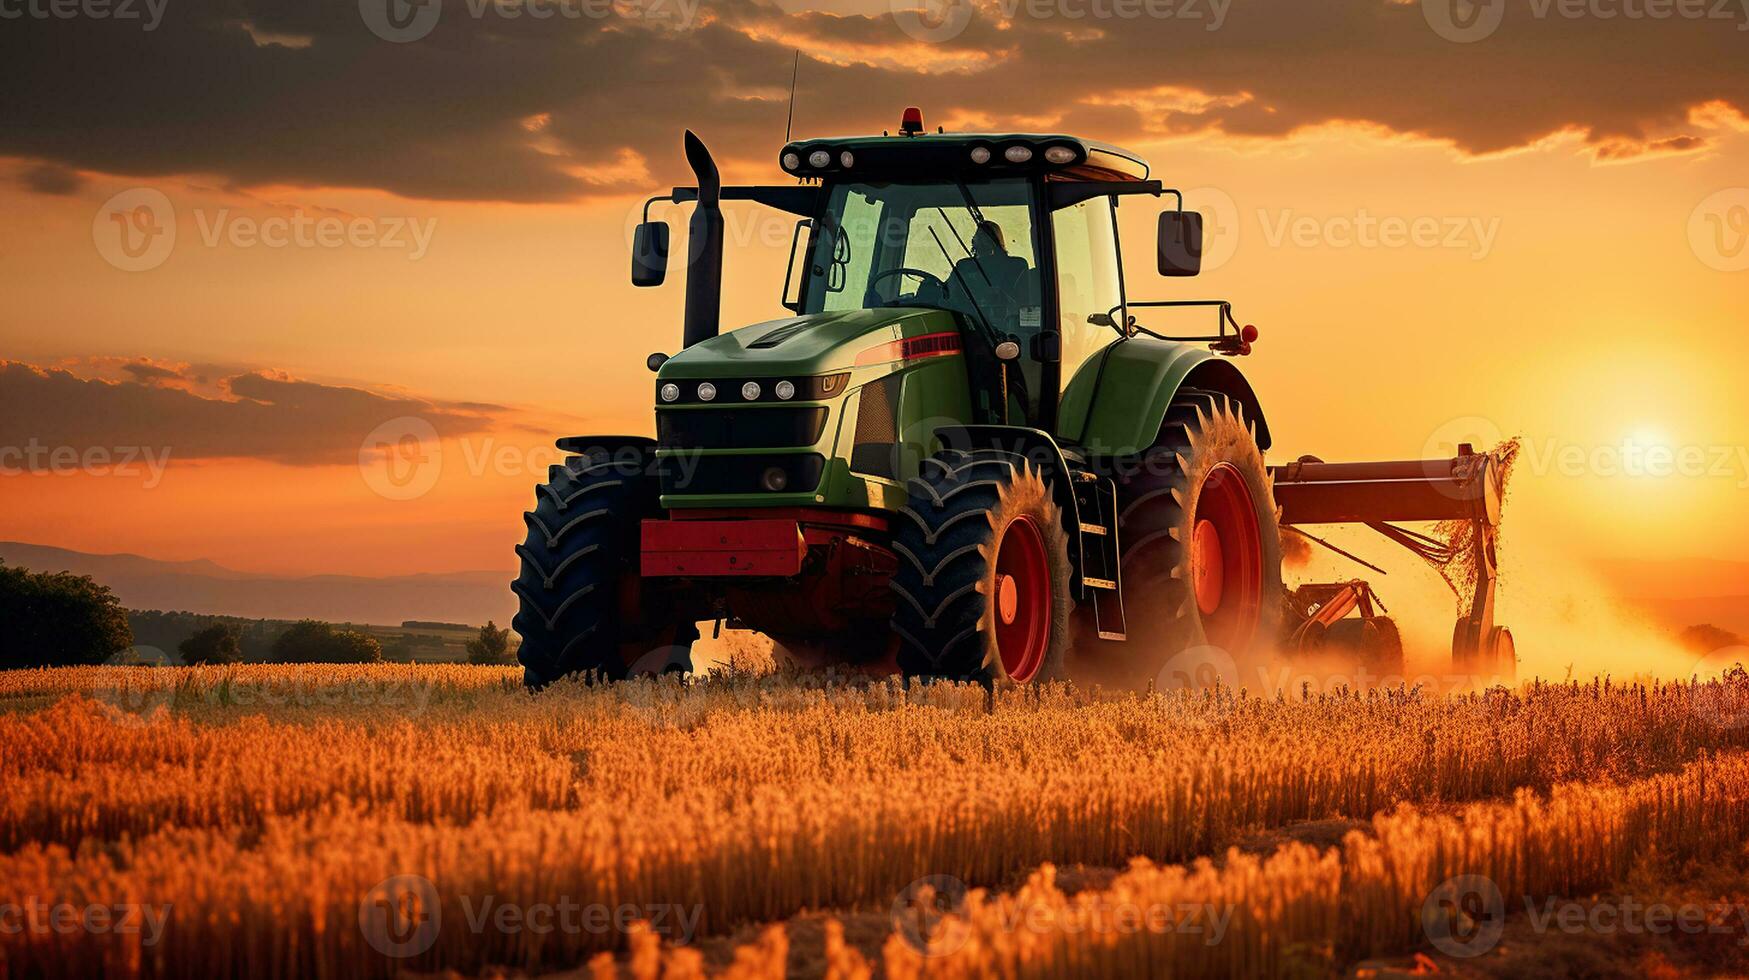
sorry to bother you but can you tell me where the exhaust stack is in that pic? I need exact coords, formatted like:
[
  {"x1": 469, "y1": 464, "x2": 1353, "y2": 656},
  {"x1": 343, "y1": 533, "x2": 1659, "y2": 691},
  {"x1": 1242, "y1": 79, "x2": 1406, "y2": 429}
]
[{"x1": 682, "y1": 130, "x2": 724, "y2": 349}]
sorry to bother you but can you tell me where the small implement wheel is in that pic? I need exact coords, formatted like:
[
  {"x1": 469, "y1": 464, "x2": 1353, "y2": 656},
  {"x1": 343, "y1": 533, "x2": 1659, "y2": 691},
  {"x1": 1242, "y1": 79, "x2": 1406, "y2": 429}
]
[{"x1": 891, "y1": 450, "x2": 1071, "y2": 685}]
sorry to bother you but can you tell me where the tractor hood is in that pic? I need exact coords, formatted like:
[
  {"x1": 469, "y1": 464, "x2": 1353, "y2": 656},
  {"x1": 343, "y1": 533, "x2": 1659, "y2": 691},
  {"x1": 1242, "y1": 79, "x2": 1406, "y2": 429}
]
[{"x1": 657, "y1": 308, "x2": 960, "y2": 379}]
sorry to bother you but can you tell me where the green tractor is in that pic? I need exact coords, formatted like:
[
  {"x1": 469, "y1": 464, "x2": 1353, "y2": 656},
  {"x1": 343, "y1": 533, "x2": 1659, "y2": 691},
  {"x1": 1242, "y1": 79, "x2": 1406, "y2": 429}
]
[{"x1": 512, "y1": 108, "x2": 1515, "y2": 688}]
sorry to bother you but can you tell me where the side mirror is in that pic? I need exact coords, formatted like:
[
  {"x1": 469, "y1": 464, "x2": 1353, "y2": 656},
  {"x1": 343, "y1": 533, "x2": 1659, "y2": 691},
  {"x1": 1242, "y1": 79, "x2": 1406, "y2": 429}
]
[
  {"x1": 1158, "y1": 210, "x2": 1203, "y2": 277},
  {"x1": 632, "y1": 220, "x2": 669, "y2": 287},
  {"x1": 781, "y1": 219, "x2": 814, "y2": 312}
]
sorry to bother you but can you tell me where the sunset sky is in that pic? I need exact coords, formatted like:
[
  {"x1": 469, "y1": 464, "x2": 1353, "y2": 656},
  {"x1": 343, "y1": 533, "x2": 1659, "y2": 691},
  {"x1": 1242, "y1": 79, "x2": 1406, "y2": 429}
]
[{"x1": 1, "y1": 0, "x2": 1746, "y2": 590}]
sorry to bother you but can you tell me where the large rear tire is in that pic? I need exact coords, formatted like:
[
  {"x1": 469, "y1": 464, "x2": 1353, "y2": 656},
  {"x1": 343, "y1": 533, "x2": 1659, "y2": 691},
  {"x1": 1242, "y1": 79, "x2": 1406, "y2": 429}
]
[
  {"x1": 890, "y1": 450, "x2": 1072, "y2": 686},
  {"x1": 512, "y1": 450, "x2": 694, "y2": 688},
  {"x1": 1086, "y1": 392, "x2": 1284, "y2": 689}
]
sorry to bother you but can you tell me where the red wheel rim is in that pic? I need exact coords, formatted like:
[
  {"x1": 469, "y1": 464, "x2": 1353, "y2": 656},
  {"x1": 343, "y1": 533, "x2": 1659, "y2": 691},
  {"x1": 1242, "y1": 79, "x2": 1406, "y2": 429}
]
[
  {"x1": 994, "y1": 516, "x2": 1051, "y2": 683},
  {"x1": 1192, "y1": 463, "x2": 1264, "y2": 654}
]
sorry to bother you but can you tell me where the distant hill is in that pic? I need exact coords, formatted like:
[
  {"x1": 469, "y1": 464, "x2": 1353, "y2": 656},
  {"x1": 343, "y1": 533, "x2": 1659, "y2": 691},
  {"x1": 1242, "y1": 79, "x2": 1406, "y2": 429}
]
[{"x1": 0, "y1": 541, "x2": 514, "y2": 628}]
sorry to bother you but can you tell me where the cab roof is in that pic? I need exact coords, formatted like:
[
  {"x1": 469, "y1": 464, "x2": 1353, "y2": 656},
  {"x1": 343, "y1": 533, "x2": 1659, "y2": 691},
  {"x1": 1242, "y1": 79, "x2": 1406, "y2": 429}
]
[{"x1": 779, "y1": 132, "x2": 1151, "y2": 183}]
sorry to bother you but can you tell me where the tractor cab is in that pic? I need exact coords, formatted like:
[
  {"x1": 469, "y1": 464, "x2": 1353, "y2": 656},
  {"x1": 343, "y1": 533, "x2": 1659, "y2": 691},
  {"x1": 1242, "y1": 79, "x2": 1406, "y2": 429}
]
[{"x1": 631, "y1": 110, "x2": 1224, "y2": 453}]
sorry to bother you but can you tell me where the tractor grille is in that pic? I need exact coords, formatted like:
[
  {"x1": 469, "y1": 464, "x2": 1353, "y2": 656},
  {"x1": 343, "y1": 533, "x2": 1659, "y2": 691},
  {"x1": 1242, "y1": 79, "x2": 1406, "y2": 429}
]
[
  {"x1": 849, "y1": 375, "x2": 901, "y2": 479},
  {"x1": 657, "y1": 408, "x2": 829, "y2": 451},
  {"x1": 658, "y1": 453, "x2": 826, "y2": 496}
]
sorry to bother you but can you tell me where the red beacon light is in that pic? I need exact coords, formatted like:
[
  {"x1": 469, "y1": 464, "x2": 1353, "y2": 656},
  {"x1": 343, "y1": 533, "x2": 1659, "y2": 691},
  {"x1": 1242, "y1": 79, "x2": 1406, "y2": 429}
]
[{"x1": 899, "y1": 107, "x2": 924, "y2": 136}]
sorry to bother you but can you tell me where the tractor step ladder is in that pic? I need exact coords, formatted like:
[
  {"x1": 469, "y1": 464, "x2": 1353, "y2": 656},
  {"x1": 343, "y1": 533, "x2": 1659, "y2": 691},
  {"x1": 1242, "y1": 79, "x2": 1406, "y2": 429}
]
[{"x1": 1072, "y1": 471, "x2": 1127, "y2": 640}]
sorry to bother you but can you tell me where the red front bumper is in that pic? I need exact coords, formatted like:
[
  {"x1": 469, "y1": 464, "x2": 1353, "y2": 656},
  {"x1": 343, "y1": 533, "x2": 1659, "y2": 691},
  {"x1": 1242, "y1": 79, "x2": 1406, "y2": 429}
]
[{"x1": 640, "y1": 519, "x2": 806, "y2": 577}]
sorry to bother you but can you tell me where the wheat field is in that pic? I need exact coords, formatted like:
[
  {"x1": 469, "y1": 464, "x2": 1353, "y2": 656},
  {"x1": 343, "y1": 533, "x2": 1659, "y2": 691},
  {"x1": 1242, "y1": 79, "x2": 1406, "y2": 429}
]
[{"x1": 2, "y1": 664, "x2": 1747, "y2": 978}]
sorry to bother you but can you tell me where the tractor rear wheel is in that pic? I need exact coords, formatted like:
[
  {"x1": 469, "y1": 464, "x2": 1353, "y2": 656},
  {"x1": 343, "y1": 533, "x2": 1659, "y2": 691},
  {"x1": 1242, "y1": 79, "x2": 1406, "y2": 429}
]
[
  {"x1": 891, "y1": 450, "x2": 1072, "y2": 686},
  {"x1": 512, "y1": 450, "x2": 694, "y2": 688},
  {"x1": 1090, "y1": 392, "x2": 1284, "y2": 689}
]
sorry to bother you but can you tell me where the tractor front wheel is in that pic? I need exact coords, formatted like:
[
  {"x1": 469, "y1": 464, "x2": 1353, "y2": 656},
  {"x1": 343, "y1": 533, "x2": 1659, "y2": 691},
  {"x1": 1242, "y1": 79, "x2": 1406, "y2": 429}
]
[
  {"x1": 512, "y1": 450, "x2": 694, "y2": 688},
  {"x1": 890, "y1": 450, "x2": 1072, "y2": 686}
]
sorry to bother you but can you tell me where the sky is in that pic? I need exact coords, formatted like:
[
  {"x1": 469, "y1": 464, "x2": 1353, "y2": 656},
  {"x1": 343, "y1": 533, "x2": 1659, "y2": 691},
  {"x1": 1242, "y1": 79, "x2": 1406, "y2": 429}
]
[{"x1": 0, "y1": 0, "x2": 1746, "y2": 588}]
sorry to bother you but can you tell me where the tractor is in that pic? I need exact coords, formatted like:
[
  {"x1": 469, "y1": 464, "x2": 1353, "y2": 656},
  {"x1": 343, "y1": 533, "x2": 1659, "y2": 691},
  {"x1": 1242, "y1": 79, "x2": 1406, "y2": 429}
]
[{"x1": 511, "y1": 108, "x2": 1516, "y2": 689}]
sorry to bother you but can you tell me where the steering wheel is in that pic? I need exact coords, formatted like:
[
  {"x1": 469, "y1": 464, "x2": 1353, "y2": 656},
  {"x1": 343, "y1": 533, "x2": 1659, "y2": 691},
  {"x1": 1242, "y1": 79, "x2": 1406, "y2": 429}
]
[{"x1": 865, "y1": 267, "x2": 948, "y2": 307}]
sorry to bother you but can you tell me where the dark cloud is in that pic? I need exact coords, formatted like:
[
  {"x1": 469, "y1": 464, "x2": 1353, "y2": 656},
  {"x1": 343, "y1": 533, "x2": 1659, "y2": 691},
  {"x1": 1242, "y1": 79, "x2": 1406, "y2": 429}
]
[
  {"x1": 0, "y1": 360, "x2": 497, "y2": 465},
  {"x1": 0, "y1": 0, "x2": 1741, "y2": 202},
  {"x1": 18, "y1": 162, "x2": 84, "y2": 195},
  {"x1": 120, "y1": 360, "x2": 185, "y2": 385}
]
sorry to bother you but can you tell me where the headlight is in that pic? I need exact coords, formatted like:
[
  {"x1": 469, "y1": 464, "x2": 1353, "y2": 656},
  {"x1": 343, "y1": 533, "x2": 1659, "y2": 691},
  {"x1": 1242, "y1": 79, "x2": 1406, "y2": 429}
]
[
  {"x1": 774, "y1": 380, "x2": 796, "y2": 400},
  {"x1": 781, "y1": 151, "x2": 800, "y2": 171},
  {"x1": 741, "y1": 381, "x2": 761, "y2": 400},
  {"x1": 659, "y1": 383, "x2": 680, "y2": 403},
  {"x1": 1004, "y1": 145, "x2": 1033, "y2": 163},
  {"x1": 1044, "y1": 145, "x2": 1076, "y2": 164},
  {"x1": 839, "y1": 150, "x2": 855, "y2": 168},
  {"x1": 969, "y1": 146, "x2": 991, "y2": 164},
  {"x1": 696, "y1": 382, "x2": 717, "y2": 402},
  {"x1": 808, "y1": 149, "x2": 831, "y2": 168}
]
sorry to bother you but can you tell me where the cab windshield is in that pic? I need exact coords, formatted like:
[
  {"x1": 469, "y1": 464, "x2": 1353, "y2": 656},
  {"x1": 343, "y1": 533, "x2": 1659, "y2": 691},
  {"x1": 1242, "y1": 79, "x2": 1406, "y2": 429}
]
[{"x1": 801, "y1": 179, "x2": 1043, "y2": 342}]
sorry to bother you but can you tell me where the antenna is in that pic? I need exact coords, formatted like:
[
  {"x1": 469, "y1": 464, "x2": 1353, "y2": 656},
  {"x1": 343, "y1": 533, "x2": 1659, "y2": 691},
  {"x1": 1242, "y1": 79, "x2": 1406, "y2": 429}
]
[{"x1": 784, "y1": 50, "x2": 800, "y2": 143}]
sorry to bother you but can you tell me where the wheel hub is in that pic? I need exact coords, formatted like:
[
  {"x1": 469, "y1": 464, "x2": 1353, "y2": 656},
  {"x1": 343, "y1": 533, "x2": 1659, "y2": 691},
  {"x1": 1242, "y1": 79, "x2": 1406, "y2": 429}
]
[
  {"x1": 996, "y1": 574, "x2": 1019, "y2": 625},
  {"x1": 993, "y1": 517, "x2": 1051, "y2": 683},
  {"x1": 1191, "y1": 463, "x2": 1264, "y2": 654},
  {"x1": 1191, "y1": 519, "x2": 1224, "y2": 615}
]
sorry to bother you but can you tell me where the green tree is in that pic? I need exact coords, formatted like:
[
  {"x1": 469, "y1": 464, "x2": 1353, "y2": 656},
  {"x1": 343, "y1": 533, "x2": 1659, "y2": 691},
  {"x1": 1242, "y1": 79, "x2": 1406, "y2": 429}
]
[
  {"x1": 466, "y1": 621, "x2": 516, "y2": 665},
  {"x1": 271, "y1": 620, "x2": 383, "y2": 664},
  {"x1": 179, "y1": 623, "x2": 243, "y2": 665},
  {"x1": 331, "y1": 630, "x2": 384, "y2": 664},
  {"x1": 0, "y1": 560, "x2": 133, "y2": 669}
]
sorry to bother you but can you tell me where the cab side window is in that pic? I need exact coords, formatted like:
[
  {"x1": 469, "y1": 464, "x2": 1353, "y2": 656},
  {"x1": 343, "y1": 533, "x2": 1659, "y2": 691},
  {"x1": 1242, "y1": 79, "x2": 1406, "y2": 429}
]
[{"x1": 1052, "y1": 196, "x2": 1123, "y2": 402}]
